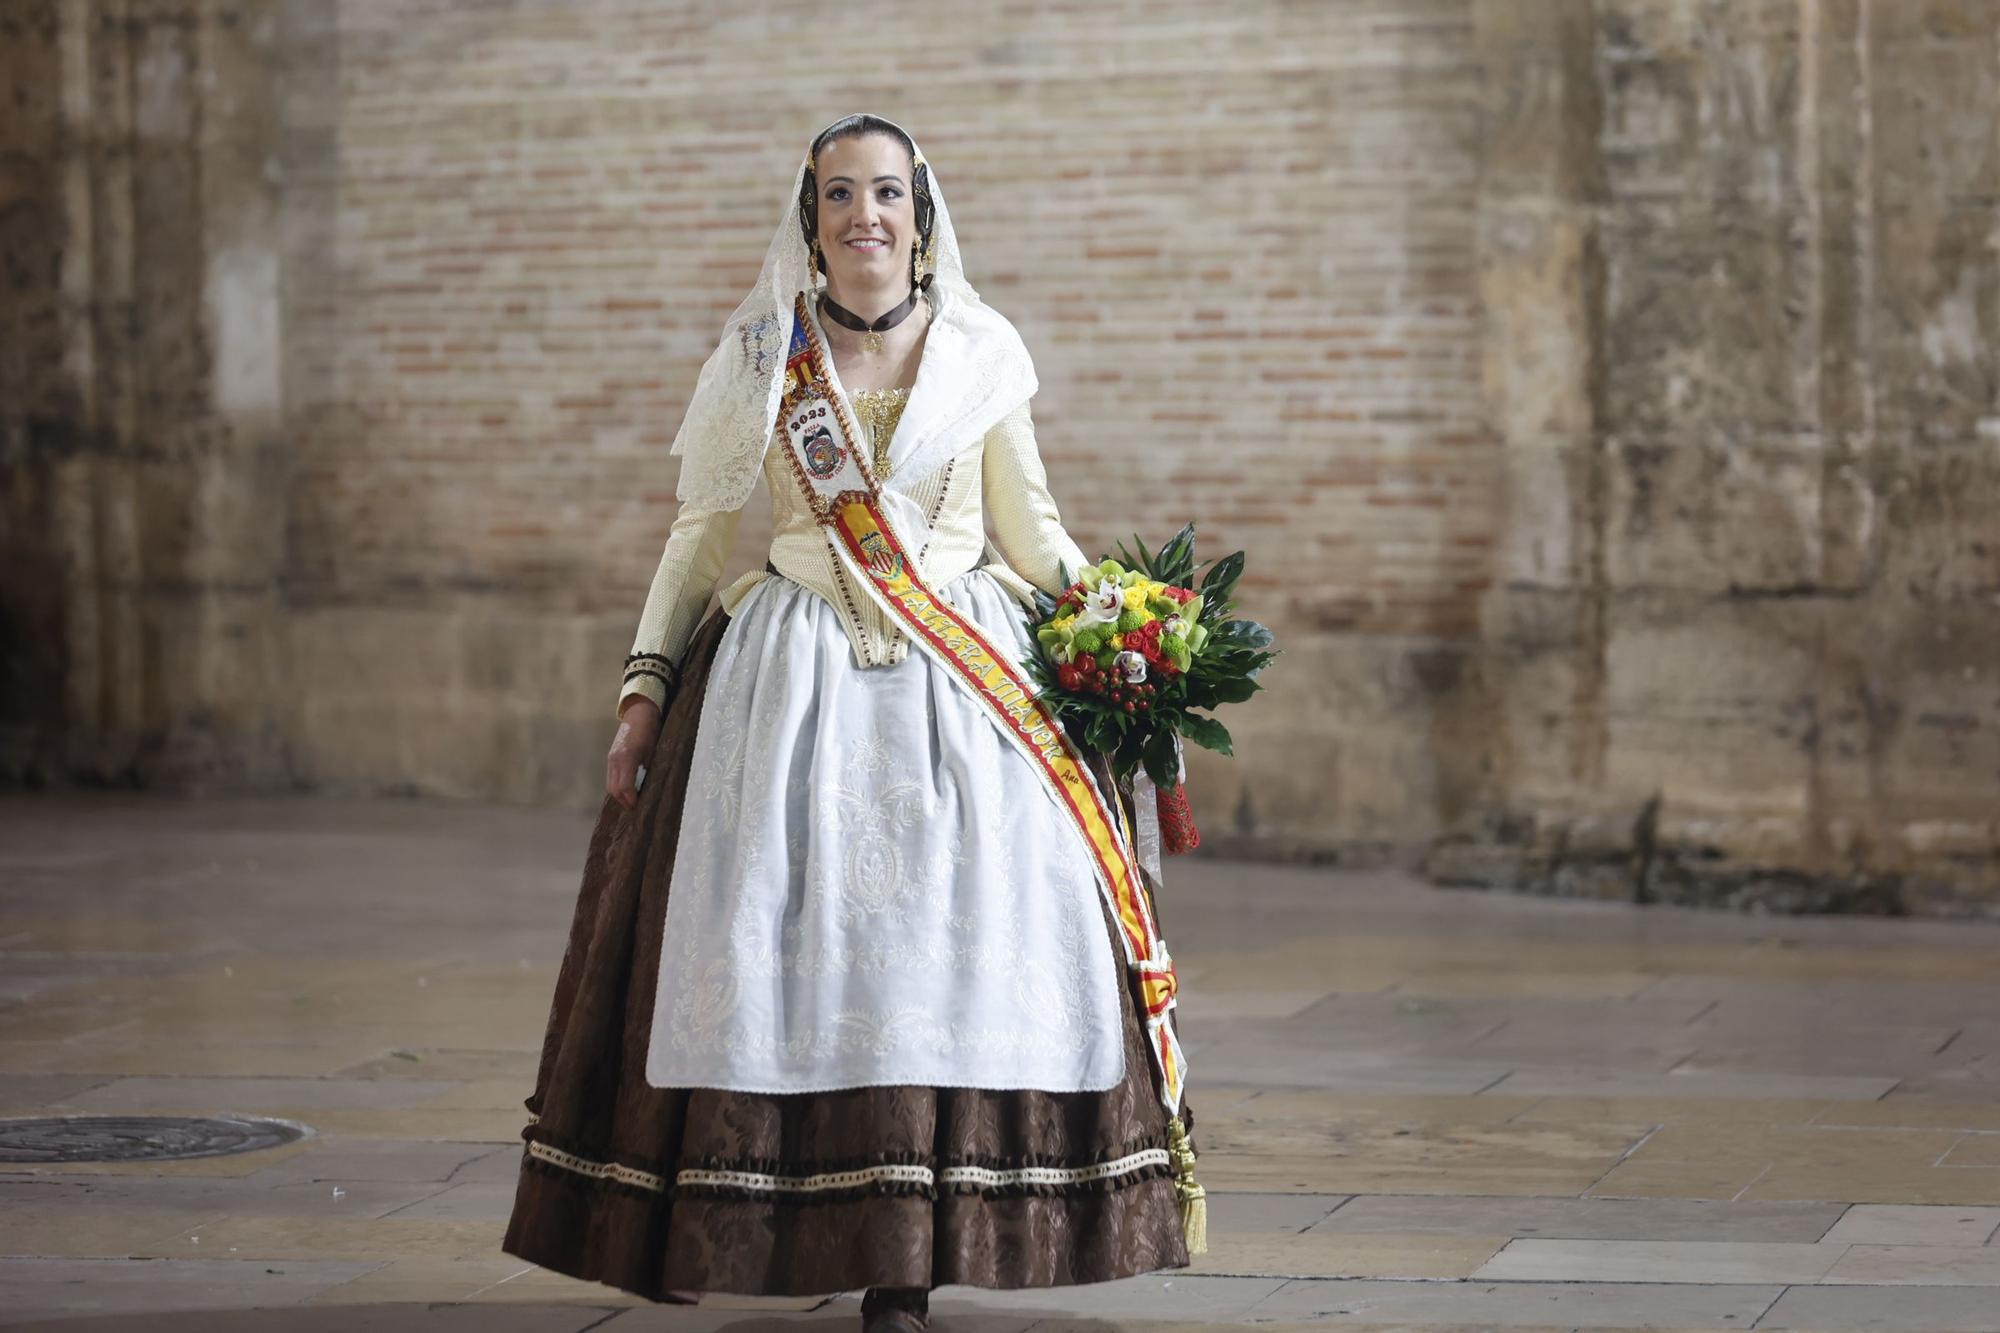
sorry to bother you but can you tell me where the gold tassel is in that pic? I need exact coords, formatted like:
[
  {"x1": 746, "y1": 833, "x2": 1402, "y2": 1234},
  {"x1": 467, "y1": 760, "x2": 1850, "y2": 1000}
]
[{"x1": 1167, "y1": 1116, "x2": 1208, "y2": 1256}]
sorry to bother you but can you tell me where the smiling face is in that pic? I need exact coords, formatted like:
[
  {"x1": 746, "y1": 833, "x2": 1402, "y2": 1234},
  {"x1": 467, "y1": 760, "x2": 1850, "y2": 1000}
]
[{"x1": 813, "y1": 133, "x2": 919, "y2": 295}]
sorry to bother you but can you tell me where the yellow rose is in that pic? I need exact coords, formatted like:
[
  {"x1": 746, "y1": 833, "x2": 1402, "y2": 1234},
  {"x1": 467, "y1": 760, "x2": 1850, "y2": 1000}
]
[
  {"x1": 1051, "y1": 613, "x2": 1077, "y2": 634},
  {"x1": 1122, "y1": 586, "x2": 1148, "y2": 611},
  {"x1": 1110, "y1": 633, "x2": 1125, "y2": 650}
]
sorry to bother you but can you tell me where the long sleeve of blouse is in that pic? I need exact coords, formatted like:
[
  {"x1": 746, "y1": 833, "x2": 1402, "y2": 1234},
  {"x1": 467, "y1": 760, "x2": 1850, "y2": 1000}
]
[
  {"x1": 982, "y1": 400, "x2": 1089, "y2": 596},
  {"x1": 618, "y1": 500, "x2": 744, "y2": 718}
]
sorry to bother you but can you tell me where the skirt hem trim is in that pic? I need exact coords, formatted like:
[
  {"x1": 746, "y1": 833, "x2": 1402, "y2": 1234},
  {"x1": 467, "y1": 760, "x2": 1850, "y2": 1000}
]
[{"x1": 523, "y1": 1128, "x2": 1177, "y2": 1204}]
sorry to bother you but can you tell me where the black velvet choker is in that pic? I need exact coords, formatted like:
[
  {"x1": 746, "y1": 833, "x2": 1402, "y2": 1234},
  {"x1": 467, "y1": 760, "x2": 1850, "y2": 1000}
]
[{"x1": 820, "y1": 276, "x2": 932, "y2": 353}]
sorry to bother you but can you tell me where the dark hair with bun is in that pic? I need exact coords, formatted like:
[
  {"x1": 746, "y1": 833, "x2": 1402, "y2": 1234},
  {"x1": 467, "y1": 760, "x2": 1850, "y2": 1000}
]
[{"x1": 798, "y1": 115, "x2": 936, "y2": 286}]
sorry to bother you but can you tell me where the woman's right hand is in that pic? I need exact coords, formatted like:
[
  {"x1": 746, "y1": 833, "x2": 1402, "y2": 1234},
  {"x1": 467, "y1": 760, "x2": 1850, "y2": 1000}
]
[{"x1": 607, "y1": 697, "x2": 663, "y2": 809}]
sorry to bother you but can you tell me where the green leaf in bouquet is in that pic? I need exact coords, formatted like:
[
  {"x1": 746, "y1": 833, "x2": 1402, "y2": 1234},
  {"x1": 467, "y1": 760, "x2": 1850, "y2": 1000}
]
[
  {"x1": 1179, "y1": 678, "x2": 1218, "y2": 707},
  {"x1": 1208, "y1": 618, "x2": 1275, "y2": 651},
  {"x1": 1031, "y1": 588, "x2": 1058, "y2": 622},
  {"x1": 1208, "y1": 674, "x2": 1263, "y2": 704},
  {"x1": 1113, "y1": 536, "x2": 1148, "y2": 579},
  {"x1": 1153, "y1": 522, "x2": 1198, "y2": 588},
  {"x1": 1200, "y1": 550, "x2": 1245, "y2": 604},
  {"x1": 1141, "y1": 725, "x2": 1181, "y2": 789},
  {"x1": 1115, "y1": 727, "x2": 1150, "y2": 781},
  {"x1": 1180, "y1": 712, "x2": 1234, "y2": 757}
]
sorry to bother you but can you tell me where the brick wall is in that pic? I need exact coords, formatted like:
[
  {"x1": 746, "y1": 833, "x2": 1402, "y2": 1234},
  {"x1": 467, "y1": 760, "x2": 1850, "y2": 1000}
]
[{"x1": 277, "y1": 0, "x2": 1492, "y2": 841}]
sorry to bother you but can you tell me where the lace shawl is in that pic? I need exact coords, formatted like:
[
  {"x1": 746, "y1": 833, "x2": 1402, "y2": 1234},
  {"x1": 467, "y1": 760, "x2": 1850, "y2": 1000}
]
[{"x1": 670, "y1": 116, "x2": 1036, "y2": 512}]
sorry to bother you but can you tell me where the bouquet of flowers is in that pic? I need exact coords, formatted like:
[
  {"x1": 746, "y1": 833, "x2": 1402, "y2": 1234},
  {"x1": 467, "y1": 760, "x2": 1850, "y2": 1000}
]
[{"x1": 1025, "y1": 522, "x2": 1277, "y2": 854}]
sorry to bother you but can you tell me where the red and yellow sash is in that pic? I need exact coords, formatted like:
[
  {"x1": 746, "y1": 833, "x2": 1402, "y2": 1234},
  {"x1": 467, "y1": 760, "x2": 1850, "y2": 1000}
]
[{"x1": 773, "y1": 291, "x2": 1185, "y2": 1113}]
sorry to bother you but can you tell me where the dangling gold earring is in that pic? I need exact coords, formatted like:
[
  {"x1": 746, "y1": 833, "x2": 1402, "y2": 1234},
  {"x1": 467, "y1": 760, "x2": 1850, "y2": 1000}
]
[{"x1": 809, "y1": 235, "x2": 823, "y2": 280}]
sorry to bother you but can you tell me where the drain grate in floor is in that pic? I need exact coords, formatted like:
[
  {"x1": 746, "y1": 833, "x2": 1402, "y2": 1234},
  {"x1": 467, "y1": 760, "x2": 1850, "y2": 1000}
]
[{"x1": 0, "y1": 1115, "x2": 309, "y2": 1164}]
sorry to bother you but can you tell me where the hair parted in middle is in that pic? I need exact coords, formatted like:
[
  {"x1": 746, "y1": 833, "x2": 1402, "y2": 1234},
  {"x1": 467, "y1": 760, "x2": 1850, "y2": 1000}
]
[{"x1": 798, "y1": 114, "x2": 937, "y2": 289}]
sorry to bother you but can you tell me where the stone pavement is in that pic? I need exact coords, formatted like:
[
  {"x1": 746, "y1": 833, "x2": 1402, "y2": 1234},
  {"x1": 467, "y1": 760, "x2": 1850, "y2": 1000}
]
[{"x1": 2, "y1": 793, "x2": 1999, "y2": 1331}]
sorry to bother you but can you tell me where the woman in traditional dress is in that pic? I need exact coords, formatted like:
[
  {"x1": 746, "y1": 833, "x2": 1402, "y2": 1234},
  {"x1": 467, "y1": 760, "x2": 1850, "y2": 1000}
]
[{"x1": 502, "y1": 114, "x2": 1200, "y2": 1332}]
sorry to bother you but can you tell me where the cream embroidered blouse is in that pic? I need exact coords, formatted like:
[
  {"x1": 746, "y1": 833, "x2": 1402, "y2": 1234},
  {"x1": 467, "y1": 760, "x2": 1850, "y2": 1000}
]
[{"x1": 617, "y1": 395, "x2": 1088, "y2": 718}]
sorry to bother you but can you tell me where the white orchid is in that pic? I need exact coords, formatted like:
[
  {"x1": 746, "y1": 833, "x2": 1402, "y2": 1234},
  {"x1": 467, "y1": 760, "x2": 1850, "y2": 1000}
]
[
  {"x1": 1163, "y1": 614, "x2": 1188, "y2": 637},
  {"x1": 1116, "y1": 651, "x2": 1148, "y2": 684},
  {"x1": 1073, "y1": 577, "x2": 1126, "y2": 629}
]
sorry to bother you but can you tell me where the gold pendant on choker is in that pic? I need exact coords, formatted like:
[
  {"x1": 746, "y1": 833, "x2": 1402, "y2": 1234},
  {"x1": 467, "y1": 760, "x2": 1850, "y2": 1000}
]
[{"x1": 862, "y1": 331, "x2": 885, "y2": 354}]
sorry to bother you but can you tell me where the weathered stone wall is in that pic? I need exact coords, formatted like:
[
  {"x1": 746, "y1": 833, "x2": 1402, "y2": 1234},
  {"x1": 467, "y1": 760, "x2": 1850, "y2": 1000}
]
[
  {"x1": 0, "y1": 0, "x2": 289, "y2": 790},
  {"x1": 1437, "y1": 0, "x2": 2000, "y2": 914},
  {"x1": 4, "y1": 1, "x2": 1997, "y2": 912}
]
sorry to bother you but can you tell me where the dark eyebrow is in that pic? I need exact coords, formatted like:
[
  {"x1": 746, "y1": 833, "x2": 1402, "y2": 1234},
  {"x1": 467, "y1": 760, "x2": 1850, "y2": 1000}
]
[{"x1": 824, "y1": 174, "x2": 906, "y2": 186}]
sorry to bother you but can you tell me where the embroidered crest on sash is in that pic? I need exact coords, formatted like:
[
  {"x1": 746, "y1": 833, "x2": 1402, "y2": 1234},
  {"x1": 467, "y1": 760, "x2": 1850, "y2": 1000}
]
[
  {"x1": 856, "y1": 529, "x2": 902, "y2": 579},
  {"x1": 802, "y1": 425, "x2": 842, "y2": 479}
]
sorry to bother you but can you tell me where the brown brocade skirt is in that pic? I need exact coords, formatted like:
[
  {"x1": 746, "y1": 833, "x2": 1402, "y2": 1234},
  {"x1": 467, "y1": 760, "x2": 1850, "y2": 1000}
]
[{"x1": 500, "y1": 606, "x2": 1194, "y2": 1302}]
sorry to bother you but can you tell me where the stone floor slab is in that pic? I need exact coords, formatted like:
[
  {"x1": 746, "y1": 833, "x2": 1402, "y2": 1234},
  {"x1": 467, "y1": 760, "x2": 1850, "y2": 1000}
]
[
  {"x1": 1742, "y1": 1165, "x2": 2000, "y2": 1206},
  {"x1": 1190, "y1": 1231, "x2": 1507, "y2": 1280},
  {"x1": 0, "y1": 1256, "x2": 384, "y2": 1323},
  {"x1": 1204, "y1": 1191, "x2": 1351, "y2": 1234},
  {"x1": 5, "y1": 1305, "x2": 623, "y2": 1332},
  {"x1": 1814, "y1": 1101, "x2": 2000, "y2": 1131},
  {"x1": 1820, "y1": 1204, "x2": 2000, "y2": 1247},
  {"x1": 1200, "y1": 1156, "x2": 1622, "y2": 1197},
  {"x1": 148, "y1": 1214, "x2": 502, "y2": 1262},
  {"x1": 381, "y1": 1179, "x2": 520, "y2": 1221},
  {"x1": 0, "y1": 1175, "x2": 452, "y2": 1220},
  {"x1": 334, "y1": 1047, "x2": 541, "y2": 1084},
  {"x1": 1487, "y1": 1067, "x2": 1901, "y2": 1101},
  {"x1": 1758, "y1": 1282, "x2": 2000, "y2": 1329},
  {"x1": 950, "y1": 1275, "x2": 1288, "y2": 1323},
  {"x1": 1177, "y1": 1046, "x2": 1516, "y2": 1096},
  {"x1": 606, "y1": 1296, "x2": 1032, "y2": 1332},
  {"x1": 0, "y1": 1210, "x2": 225, "y2": 1258},
  {"x1": 242, "y1": 1139, "x2": 516, "y2": 1186},
  {"x1": 1394, "y1": 969, "x2": 1663, "y2": 999},
  {"x1": 1941, "y1": 1132, "x2": 2000, "y2": 1167},
  {"x1": 1005, "y1": 1325, "x2": 1637, "y2": 1333},
  {"x1": 1242, "y1": 1277, "x2": 1785, "y2": 1327},
  {"x1": 1471, "y1": 1238, "x2": 1843, "y2": 1284},
  {"x1": 1188, "y1": 990, "x2": 1334, "y2": 1021},
  {"x1": 279, "y1": 1105, "x2": 527, "y2": 1142},
  {"x1": 0, "y1": 1075, "x2": 113, "y2": 1113},
  {"x1": 1211, "y1": 1090, "x2": 1536, "y2": 1127},
  {"x1": 1823, "y1": 1243, "x2": 2000, "y2": 1284},
  {"x1": 450, "y1": 1145, "x2": 530, "y2": 1184},
  {"x1": 1201, "y1": 1118, "x2": 1645, "y2": 1198},
  {"x1": 1635, "y1": 975, "x2": 2000, "y2": 1027},
  {"x1": 1310, "y1": 1195, "x2": 1847, "y2": 1242},
  {"x1": 57, "y1": 1075, "x2": 458, "y2": 1113},
  {"x1": 1512, "y1": 1094, "x2": 1832, "y2": 1126},
  {"x1": 293, "y1": 1256, "x2": 547, "y2": 1305}
]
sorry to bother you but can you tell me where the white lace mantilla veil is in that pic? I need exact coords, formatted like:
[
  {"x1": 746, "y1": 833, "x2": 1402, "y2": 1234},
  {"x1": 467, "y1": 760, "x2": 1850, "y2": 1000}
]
[{"x1": 667, "y1": 115, "x2": 1037, "y2": 513}]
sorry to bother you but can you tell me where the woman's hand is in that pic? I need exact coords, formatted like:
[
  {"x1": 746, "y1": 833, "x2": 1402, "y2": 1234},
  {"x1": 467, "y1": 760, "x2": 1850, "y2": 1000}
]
[{"x1": 607, "y1": 698, "x2": 663, "y2": 809}]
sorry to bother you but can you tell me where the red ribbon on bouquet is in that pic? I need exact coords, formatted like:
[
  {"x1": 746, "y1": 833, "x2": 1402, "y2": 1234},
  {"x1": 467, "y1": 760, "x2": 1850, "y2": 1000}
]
[{"x1": 1157, "y1": 781, "x2": 1200, "y2": 857}]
